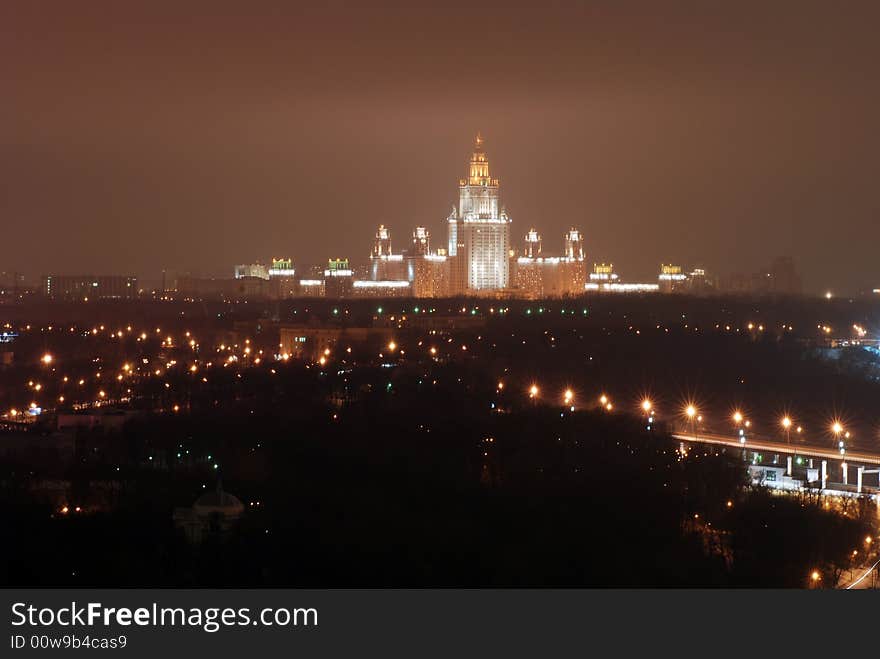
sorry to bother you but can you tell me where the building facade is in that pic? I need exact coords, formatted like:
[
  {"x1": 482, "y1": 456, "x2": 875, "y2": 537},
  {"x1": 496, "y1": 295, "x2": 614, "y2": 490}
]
[
  {"x1": 524, "y1": 229, "x2": 542, "y2": 258},
  {"x1": 448, "y1": 134, "x2": 511, "y2": 293},
  {"x1": 324, "y1": 258, "x2": 354, "y2": 298},
  {"x1": 564, "y1": 229, "x2": 585, "y2": 260},
  {"x1": 43, "y1": 275, "x2": 138, "y2": 300},
  {"x1": 176, "y1": 276, "x2": 279, "y2": 299},
  {"x1": 412, "y1": 255, "x2": 450, "y2": 298},
  {"x1": 513, "y1": 228, "x2": 587, "y2": 298},
  {"x1": 411, "y1": 227, "x2": 430, "y2": 256},
  {"x1": 234, "y1": 263, "x2": 269, "y2": 280},
  {"x1": 658, "y1": 264, "x2": 686, "y2": 292},
  {"x1": 514, "y1": 258, "x2": 586, "y2": 298},
  {"x1": 268, "y1": 258, "x2": 297, "y2": 298}
]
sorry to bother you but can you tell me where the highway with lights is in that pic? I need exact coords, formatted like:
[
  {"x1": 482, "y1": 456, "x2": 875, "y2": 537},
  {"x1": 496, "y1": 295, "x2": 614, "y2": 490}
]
[{"x1": 671, "y1": 430, "x2": 880, "y2": 466}]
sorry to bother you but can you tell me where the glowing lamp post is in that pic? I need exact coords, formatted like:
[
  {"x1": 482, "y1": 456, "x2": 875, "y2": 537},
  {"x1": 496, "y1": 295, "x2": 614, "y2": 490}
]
[
  {"x1": 641, "y1": 398, "x2": 654, "y2": 429},
  {"x1": 686, "y1": 405, "x2": 697, "y2": 439},
  {"x1": 832, "y1": 421, "x2": 846, "y2": 455},
  {"x1": 732, "y1": 411, "x2": 746, "y2": 445},
  {"x1": 781, "y1": 416, "x2": 792, "y2": 445}
]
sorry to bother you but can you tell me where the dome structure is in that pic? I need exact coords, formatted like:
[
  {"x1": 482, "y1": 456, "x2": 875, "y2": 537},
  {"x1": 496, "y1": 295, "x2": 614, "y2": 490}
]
[
  {"x1": 193, "y1": 489, "x2": 244, "y2": 517},
  {"x1": 174, "y1": 481, "x2": 245, "y2": 544},
  {"x1": 192, "y1": 480, "x2": 244, "y2": 518}
]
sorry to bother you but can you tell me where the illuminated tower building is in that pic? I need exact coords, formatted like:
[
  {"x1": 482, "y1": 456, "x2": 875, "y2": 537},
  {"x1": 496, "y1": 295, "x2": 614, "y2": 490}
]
[
  {"x1": 370, "y1": 225, "x2": 407, "y2": 281},
  {"x1": 406, "y1": 227, "x2": 449, "y2": 297},
  {"x1": 658, "y1": 264, "x2": 687, "y2": 293},
  {"x1": 564, "y1": 229, "x2": 584, "y2": 260},
  {"x1": 557, "y1": 228, "x2": 587, "y2": 294},
  {"x1": 324, "y1": 258, "x2": 354, "y2": 298},
  {"x1": 448, "y1": 134, "x2": 511, "y2": 293},
  {"x1": 514, "y1": 227, "x2": 586, "y2": 298},
  {"x1": 447, "y1": 206, "x2": 465, "y2": 294},
  {"x1": 590, "y1": 263, "x2": 618, "y2": 284},
  {"x1": 267, "y1": 257, "x2": 297, "y2": 298},
  {"x1": 447, "y1": 207, "x2": 459, "y2": 256},
  {"x1": 524, "y1": 229, "x2": 542, "y2": 258},
  {"x1": 268, "y1": 258, "x2": 295, "y2": 278},
  {"x1": 412, "y1": 227, "x2": 430, "y2": 256},
  {"x1": 372, "y1": 225, "x2": 392, "y2": 257}
]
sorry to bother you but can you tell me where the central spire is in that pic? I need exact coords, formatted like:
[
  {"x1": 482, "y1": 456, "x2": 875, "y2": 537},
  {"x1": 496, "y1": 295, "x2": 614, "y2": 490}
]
[{"x1": 467, "y1": 132, "x2": 492, "y2": 186}]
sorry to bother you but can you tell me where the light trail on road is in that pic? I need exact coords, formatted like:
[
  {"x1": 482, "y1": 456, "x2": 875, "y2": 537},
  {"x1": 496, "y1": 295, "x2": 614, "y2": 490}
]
[{"x1": 844, "y1": 557, "x2": 880, "y2": 590}]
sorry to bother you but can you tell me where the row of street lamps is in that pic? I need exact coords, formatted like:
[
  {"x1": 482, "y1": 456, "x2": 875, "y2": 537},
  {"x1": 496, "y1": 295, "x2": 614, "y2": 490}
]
[{"x1": 518, "y1": 383, "x2": 852, "y2": 454}]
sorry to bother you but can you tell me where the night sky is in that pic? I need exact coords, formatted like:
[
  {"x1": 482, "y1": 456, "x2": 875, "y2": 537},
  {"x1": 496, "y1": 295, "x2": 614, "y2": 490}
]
[{"x1": 2, "y1": 2, "x2": 879, "y2": 292}]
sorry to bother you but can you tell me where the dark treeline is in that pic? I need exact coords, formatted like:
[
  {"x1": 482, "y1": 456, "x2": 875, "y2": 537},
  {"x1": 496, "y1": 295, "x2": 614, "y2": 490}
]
[{"x1": 2, "y1": 292, "x2": 879, "y2": 330}]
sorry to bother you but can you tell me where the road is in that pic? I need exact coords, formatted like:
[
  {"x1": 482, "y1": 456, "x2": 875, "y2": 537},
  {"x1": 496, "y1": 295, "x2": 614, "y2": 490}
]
[{"x1": 670, "y1": 430, "x2": 880, "y2": 466}]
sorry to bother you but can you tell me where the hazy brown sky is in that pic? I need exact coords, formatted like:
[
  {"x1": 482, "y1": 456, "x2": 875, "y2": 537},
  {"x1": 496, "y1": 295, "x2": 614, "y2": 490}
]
[{"x1": 2, "y1": 1, "x2": 879, "y2": 292}]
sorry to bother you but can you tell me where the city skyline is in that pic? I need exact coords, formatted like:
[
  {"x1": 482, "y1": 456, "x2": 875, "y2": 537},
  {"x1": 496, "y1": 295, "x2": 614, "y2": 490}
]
[
  {"x1": 3, "y1": 3, "x2": 880, "y2": 294},
  {"x1": 0, "y1": 131, "x2": 843, "y2": 299},
  {"x1": 1, "y1": 127, "x2": 873, "y2": 297},
  {"x1": 19, "y1": 136, "x2": 807, "y2": 301}
]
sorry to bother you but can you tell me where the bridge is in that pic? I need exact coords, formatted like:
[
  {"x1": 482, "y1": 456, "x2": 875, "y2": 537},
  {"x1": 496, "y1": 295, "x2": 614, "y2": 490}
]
[
  {"x1": 671, "y1": 429, "x2": 880, "y2": 494},
  {"x1": 671, "y1": 430, "x2": 880, "y2": 466}
]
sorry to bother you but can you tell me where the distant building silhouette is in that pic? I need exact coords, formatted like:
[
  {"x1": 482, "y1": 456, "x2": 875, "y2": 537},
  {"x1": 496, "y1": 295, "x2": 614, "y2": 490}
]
[{"x1": 724, "y1": 257, "x2": 802, "y2": 296}]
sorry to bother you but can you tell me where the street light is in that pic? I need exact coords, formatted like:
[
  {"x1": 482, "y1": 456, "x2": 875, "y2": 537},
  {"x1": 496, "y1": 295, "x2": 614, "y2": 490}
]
[
  {"x1": 733, "y1": 410, "x2": 746, "y2": 445},
  {"x1": 563, "y1": 389, "x2": 574, "y2": 406},
  {"x1": 832, "y1": 421, "x2": 846, "y2": 454},
  {"x1": 641, "y1": 399, "x2": 655, "y2": 430},
  {"x1": 781, "y1": 416, "x2": 792, "y2": 445},
  {"x1": 529, "y1": 384, "x2": 539, "y2": 399},
  {"x1": 685, "y1": 405, "x2": 697, "y2": 439}
]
